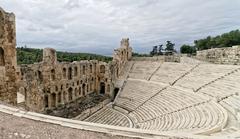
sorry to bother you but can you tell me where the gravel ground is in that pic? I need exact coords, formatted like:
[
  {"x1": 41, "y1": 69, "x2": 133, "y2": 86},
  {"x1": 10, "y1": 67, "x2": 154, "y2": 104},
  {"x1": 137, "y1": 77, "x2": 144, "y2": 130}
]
[{"x1": 0, "y1": 112, "x2": 138, "y2": 139}]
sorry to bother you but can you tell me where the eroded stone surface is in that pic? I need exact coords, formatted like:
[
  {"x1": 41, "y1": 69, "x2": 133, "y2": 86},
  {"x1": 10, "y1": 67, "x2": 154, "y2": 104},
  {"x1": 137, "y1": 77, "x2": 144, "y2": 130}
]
[{"x1": 0, "y1": 8, "x2": 17, "y2": 105}]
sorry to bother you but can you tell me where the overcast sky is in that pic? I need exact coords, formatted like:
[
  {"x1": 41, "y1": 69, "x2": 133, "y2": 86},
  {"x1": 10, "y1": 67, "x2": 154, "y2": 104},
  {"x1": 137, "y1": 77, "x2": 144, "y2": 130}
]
[{"x1": 0, "y1": 0, "x2": 240, "y2": 55}]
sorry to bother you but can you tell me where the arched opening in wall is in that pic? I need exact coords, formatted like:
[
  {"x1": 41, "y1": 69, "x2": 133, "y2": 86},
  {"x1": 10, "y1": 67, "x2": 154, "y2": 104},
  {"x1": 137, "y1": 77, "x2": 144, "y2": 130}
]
[
  {"x1": 63, "y1": 68, "x2": 67, "y2": 79},
  {"x1": 75, "y1": 88, "x2": 78, "y2": 98},
  {"x1": 79, "y1": 87, "x2": 81, "y2": 96},
  {"x1": 0, "y1": 47, "x2": 5, "y2": 66},
  {"x1": 90, "y1": 65, "x2": 93, "y2": 73},
  {"x1": 51, "y1": 93, "x2": 56, "y2": 107},
  {"x1": 68, "y1": 88, "x2": 73, "y2": 101},
  {"x1": 63, "y1": 91, "x2": 66, "y2": 103},
  {"x1": 58, "y1": 92, "x2": 61, "y2": 104},
  {"x1": 113, "y1": 88, "x2": 119, "y2": 100},
  {"x1": 100, "y1": 82, "x2": 105, "y2": 95},
  {"x1": 51, "y1": 69, "x2": 55, "y2": 80},
  {"x1": 68, "y1": 67, "x2": 72, "y2": 80},
  {"x1": 107, "y1": 84, "x2": 110, "y2": 92},
  {"x1": 83, "y1": 65, "x2": 86, "y2": 75},
  {"x1": 100, "y1": 65, "x2": 105, "y2": 73},
  {"x1": 116, "y1": 68, "x2": 119, "y2": 77},
  {"x1": 38, "y1": 70, "x2": 43, "y2": 82},
  {"x1": 44, "y1": 95, "x2": 49, "y2": 108},
  {"x1": 82, "y1": 84, "x2": 86, "y2": 96},
  {"x1": 74, "y1": 66, "x2": 78, "y2": 76},
  {"x1": 87, "y1": 84, "x2": 89, "y2": 93},
  {"x1": 90, "y1": 83, "x2": 93, "y2": 92}
]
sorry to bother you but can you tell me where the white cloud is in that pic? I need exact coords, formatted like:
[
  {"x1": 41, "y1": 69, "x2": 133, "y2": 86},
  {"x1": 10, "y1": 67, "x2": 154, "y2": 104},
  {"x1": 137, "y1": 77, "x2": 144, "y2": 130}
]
[{"x1": 0, "y1": 0, "x2": 240, "y2": 55}]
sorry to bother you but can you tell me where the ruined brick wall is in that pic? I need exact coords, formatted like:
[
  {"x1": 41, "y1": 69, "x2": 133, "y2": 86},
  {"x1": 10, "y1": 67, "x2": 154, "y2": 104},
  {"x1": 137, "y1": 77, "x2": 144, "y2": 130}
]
[
  {"x1": 196, "y1": 45, "x2": 240, "y2": 65},
  {"x1": 0, "y1": 7, "x2": 17, "y2": 105},
  {"x1": 19, "y1": 38, "x2": 132, "y2": 112},
  {"x1": 19, "y1": 48, "x2": 114, "y2": 112},
  {"x1": 112, "y1": 38, "x2": 132, "y2": 78}
]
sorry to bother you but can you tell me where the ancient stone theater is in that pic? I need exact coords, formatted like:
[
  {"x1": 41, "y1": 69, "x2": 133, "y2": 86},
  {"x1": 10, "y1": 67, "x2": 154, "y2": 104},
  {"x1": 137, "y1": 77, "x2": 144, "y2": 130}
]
[{"x1": 0, "y1": 7, "x2": 240, "y2": 139}]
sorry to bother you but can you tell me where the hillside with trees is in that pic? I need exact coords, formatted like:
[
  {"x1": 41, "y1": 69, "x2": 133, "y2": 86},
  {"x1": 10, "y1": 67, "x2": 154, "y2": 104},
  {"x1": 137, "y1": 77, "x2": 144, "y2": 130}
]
[
  {"x1": 17, "y1": 47, "x2": 112, "y2": 65},
  {"x1": 180, "y1": 29, "x2": 240, "y2": 54}
]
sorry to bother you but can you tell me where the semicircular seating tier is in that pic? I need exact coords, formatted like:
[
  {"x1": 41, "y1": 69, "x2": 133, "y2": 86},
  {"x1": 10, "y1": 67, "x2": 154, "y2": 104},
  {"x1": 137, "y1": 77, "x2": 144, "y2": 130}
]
[{"x1": 83, "y1": 61, "x2": 240, "y2": 136}]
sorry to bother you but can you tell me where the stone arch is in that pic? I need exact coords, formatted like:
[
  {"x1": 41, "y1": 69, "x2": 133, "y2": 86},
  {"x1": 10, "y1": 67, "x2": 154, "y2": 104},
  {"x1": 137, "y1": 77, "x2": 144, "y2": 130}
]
[
  {"x1": 82, "y1": 84, "x2": 86, "y2": 96},
  {"x1": 90, "y1": 83, "x2": 93, "y2": 92},
  {"x1": 75, "y1": 88, "x2": 78, "y2": 98},
  {"x1": 37, "y1": 70, "x2": 43, "y2": 82},
  {"x1": 68, "y1": 67, "x2": 72, "y2": 80},
  {"x1": 90, "y1": 64, "x2": 93, "y2": 73},
  {"x1": 107, "y1": 84, "x2": 110, "y2": 92},
  {"x1": 44, "y1": 95, "x2": 49, "y2": 108},
  {"x1": 83, "y1": 65, "x2": 86, "y2": 75},
  {"x1": 68, "y1": 88, "x2": 73, "y2": 101},
  {"x1": 74, "y1": 66, "x2": 78, "y2": 76},
  {"x1": 51, "y1": 93, "x2": 56, "y2": 107},
  {"x1": 58, "y1": 92, "x2": 61, "y2": 104},
  {"x1": 79, "y1": 86, "x2": 81, "y2": 96},
  {"x1": 87, "y1": 84, "x2": 89, "y2": 93},
  {"x1": 100, "y1": 65, "x2": 105, "y2": 73},
  {"x1": 51, "y1": 69, "x2": 55, "y2": 80},
  {"x1": 63, "y1": 68, "x2": 67, "y2": 79},
  {"x1": 63, "y1": 91, "x2": 66, "y2": 103},
  {"x1": 0, "y1": 47, "x2": 5, "y2": 66},
  {"x1": 100, "y1": 82, "x2": 105, "y2": 95}
]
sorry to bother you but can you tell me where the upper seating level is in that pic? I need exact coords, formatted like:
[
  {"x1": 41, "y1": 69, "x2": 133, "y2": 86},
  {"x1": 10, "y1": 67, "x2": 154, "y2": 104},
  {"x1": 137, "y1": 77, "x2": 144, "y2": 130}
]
[
  {"x1": 150, "y1": 62, "x2": 196, "y2": 84},
  {"x1": 128, "y1": 61, "x2": 162, "y2": 80},
  {"x1": 175, "y1": 64, "x2": 240, "y2": 91},
  {"x1": 197, "y1": 69, "x2": 240, "y2": 99}
]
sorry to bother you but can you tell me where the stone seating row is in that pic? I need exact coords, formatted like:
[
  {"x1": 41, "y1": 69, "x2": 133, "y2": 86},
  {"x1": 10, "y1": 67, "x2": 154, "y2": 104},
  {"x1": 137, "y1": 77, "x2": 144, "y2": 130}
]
[
  {"x1": 150, "y1": 63, "x2": 196, "y2": 84},
  {"x1": 175, "y1": 64, "x2": 240, "y2": 90},
  {"x1": 134, "y1": 101, "x2": 227, "y2": 134},
  {"x1": 129, "y1": 87, "x2": 208, "y2": 123},
  {"x1": 220, "y1": 95, "x2": 240, "y2": 117},
  {"x1": 197, "y1": 69, "x2": 240, "y2": 99},
  {"x1": 115, "y1": 80, "x2": 167, "y2": 111},
  {"x1": 129, "y1": 61, "x2": 161, "y2": 80},
  {"x1": 85, "y1": 107, "x2": 131, "y2": 127}
]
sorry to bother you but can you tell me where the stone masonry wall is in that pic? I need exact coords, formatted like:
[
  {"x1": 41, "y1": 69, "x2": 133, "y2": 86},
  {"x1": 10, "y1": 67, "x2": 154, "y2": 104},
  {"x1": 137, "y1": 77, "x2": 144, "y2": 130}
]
[
  {"x1": 18, "y1": 39, "x2": 132, "y2": 112},
  {"x1": 196, "y1": 45, "x2": 240, "y2": 65},
  {"x1": 0, "y1": 7, "x2": 17, "y2": 105}
]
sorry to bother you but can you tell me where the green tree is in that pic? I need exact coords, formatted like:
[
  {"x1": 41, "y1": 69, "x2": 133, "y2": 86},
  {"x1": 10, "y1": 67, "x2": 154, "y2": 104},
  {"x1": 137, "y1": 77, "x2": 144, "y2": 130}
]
[
  {"x1": 194, "y1": 29, "x2": 240, "y2": 50},
  {"x1": 165, "y1": 41, "x2": 175, "y2": 51},
  {"x1": 180, "y1": 45, "x2": 196, "y2": 54}
]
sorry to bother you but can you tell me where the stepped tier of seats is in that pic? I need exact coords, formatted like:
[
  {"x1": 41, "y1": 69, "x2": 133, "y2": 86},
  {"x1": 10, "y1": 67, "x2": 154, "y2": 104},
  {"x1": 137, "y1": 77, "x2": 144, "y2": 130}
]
[
  {"x1": 129, "y1": 87, "x2": 209, "y2": 122},
  {"x1": 118, "y1": 61, "x2": 135, "y2": 80},
  {"x1": 175, "y1": 64, "x2": 240, "y2": 91},
  {"x1": 128, "y1": 61, "x2": 161, "y2": 80},
  {"x1": 114, "y1": 79, "x2": 168, "y2": 111},
  {"x1": 220, "y1": 95, "x2": 240, "y2": 120},
  {"x1": 133, "y1": 101, "x2": 227, "y2": 134},
  {"x1": 150, "y1": 63, "x2": 196, "y2": 84},
  {"x1": 83, "y1": 60, "x2": 240, "y2": 136},
  {"x1": 84, "y1": 107, "x2": 132, "y2": 127},
  {"x1": 127, "y1": 87, "x2": 228, "y2": 134},
  {"x1": 197, "y1": 69, "x2": 240, "y2": 99}
]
